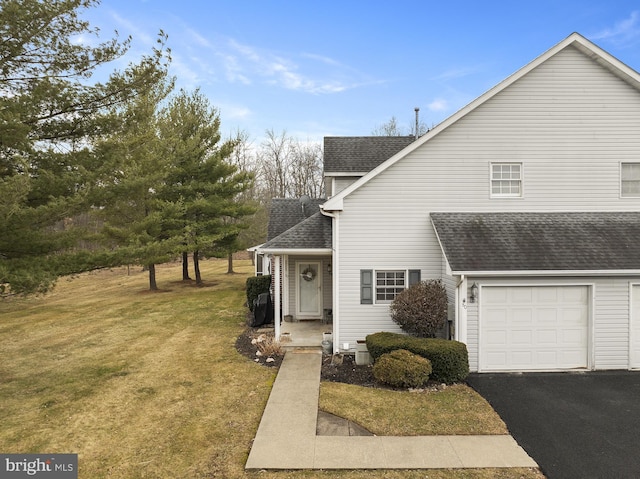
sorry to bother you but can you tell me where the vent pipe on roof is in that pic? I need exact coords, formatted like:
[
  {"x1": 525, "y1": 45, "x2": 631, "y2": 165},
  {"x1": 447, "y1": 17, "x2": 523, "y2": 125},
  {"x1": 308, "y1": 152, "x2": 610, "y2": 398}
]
[
  {"x1": 299, "y1": 195, "x2": 312, "y2": 217},
  {"x1": 414, "y1": 107, "x2": 420, "y2": 140}
]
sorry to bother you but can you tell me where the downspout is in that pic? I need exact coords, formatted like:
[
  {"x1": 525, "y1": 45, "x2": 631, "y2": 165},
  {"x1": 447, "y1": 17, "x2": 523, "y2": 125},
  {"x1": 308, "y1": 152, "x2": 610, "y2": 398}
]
[
  {"x1": 456, "y1": 275, "x2": 468, "y2": 344},
  {"x1": 321, "y1": 208, "x2": 339, "y2": 354}
]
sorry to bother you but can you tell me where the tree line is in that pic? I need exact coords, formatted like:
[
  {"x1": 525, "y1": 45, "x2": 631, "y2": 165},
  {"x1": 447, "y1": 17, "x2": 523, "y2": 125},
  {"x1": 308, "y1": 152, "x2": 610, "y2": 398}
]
[
  {"x1": 0, "y1": 0, "x2": 261, "y2": 294},
  {"x1": 1, "y1": 0, "x2": 419, "y2": 296}
]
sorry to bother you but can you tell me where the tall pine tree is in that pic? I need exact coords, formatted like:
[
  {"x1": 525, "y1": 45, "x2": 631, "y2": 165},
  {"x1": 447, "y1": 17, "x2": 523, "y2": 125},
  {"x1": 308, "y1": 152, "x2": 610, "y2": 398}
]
[
  {"x1": 0, "y1": 0, "x2": 169, "y2": 294},
  {"x1": 157, "y1": 89, "x2": 254, "y2": 285}
]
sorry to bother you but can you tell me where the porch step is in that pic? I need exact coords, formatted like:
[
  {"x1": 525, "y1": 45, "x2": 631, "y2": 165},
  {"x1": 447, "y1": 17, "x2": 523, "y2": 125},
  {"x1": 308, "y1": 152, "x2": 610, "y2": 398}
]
[{"x1": 282, "y1": 345, "x2": 323, "y2": 353}]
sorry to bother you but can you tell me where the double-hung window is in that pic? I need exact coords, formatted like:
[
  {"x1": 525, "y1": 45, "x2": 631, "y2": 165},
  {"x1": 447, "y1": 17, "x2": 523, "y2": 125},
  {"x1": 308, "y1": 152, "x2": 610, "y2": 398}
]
[
  {"x1": 621, "y1": 163, "x2": 640, "y2": 197},
  {"x1": 375, "y1": 270, "x2": 406, "y2": 303},
  {"x1": 491, "y1": 163, "x2": 522, "y2": 197},
  {"x1": 360, "y1": 269, "x2": 421, "y2": 304}
]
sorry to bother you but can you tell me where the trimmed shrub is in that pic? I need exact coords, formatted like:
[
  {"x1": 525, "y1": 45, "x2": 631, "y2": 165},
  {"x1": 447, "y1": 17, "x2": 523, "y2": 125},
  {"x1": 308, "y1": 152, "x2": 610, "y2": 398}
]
[
  {"x1": 366, "y1": 331, "x2": 469, "y2": 384},
  {"x1": 390, "y1": 280, "x2": 448, "y2": 337},
  {"x1": 246, "y1": 275, "x2": 271, "y2": 312},
  {"x1": 372, "y1": 349, "x2": 432, "y2": 388}
]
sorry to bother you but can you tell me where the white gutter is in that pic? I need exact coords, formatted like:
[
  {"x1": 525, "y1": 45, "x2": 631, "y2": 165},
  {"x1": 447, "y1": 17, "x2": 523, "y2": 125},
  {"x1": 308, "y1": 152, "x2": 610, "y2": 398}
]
[
  {"x1": 450, "y1": 269, "x2": 640, "y2": 277},
  {"x1": 256, "y1": 248, "x2": 332, "y2": 256},
  {"x1": 320, "y1": 207, "x2": 339, "y2": 354}
]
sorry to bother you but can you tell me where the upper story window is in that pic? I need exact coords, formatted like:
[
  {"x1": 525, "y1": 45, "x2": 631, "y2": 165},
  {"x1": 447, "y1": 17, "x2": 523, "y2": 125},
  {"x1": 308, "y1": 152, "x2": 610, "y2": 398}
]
[
  {"x1": 621, "y1": 163, "x2": 640, "y2": 197},
  {"x1": 491, "y1": 163, "x2": 522, "y2": 197}
]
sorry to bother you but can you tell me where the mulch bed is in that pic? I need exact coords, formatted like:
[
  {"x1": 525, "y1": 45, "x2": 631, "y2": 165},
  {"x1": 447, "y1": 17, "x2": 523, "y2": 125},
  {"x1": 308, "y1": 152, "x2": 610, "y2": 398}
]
[{"x1": 235, "y1": 326, "x2": 376, "y2": 387}]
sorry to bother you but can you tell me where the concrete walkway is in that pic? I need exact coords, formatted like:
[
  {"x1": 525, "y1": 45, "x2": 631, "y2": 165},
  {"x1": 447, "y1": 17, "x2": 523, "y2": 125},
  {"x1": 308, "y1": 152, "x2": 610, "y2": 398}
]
[{"x1": 245, "y1": 349, "x2": 538, "y2": 470}]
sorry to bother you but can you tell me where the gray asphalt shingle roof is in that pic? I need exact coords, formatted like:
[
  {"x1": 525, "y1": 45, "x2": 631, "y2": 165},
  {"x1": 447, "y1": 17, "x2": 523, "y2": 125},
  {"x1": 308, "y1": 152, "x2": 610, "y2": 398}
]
[
  {"x1": 430, "y1": 212, "x2": 640, "y2": 272},
  {"x1": 267, "y1": 198, "x2": 325, "y2": 241},
  {"x1": 261, "y1": 212, "x2": 332, "y2": 251},
  {"x1": 323, "y1": 136, "x2": 415, "y2": 173}
]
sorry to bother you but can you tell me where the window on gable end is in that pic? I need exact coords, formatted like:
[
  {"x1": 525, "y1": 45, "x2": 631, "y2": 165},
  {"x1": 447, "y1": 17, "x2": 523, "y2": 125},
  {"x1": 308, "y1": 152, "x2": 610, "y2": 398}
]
[
  {"x1": 490, "y1": 162, "x2": 522, "y2": 197},
  {"x1": 621, "y1": 163, "x2": 640, "y2": 197}
]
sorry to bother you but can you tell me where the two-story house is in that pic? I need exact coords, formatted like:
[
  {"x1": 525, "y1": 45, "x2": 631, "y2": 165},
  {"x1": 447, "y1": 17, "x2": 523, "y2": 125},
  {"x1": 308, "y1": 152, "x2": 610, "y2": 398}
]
[{"x1": 256, "y1": 32, "x2": 640, "y2": 372}]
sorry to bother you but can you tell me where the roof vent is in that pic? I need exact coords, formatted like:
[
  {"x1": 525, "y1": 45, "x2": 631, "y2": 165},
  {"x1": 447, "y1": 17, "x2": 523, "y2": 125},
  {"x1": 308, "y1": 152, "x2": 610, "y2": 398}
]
[{"x1": 299, "y1": 195, "x2": 312, "y2": 217}]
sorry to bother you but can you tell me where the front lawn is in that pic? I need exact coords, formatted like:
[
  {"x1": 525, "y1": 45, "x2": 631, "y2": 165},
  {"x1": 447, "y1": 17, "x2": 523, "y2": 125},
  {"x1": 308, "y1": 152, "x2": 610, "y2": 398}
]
[{"x1": 0, "y1": 259, "x2": 543, "y2": 478}]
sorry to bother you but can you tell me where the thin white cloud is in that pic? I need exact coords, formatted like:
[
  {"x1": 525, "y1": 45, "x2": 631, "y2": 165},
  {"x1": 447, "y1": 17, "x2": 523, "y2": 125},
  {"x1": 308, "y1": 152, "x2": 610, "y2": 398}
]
[
  {"x1": 433, "y1": 66, "x2": 481, "y2": 81},
  {"x1": 591, "y1": 11, "x2": 640, "y2": 46},
  {"x1": 94, "y1": 7, "x2": 376, "y2": 96},
  {"x1": 212, "y1": 37, "x2": 372, "y2": 94},
  {"x1": 110, "y1": 12, "x2": 155, "y2": 46},
  {"x1": 428, "y1": 98, "x2": 449, "y2": 112},
  {"x1": 219, "y1": 104, "x2": 252, "y2": 120}
]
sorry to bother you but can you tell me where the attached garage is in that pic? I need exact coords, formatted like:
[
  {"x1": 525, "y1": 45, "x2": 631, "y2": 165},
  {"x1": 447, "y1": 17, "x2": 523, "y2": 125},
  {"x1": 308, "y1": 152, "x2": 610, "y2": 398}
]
[
  {"x1": 480, "y1": 285, "x2": 589, "y2": 371},
  {"x1": 431, "y1": 212, "x2": 640, "y2": 373}
]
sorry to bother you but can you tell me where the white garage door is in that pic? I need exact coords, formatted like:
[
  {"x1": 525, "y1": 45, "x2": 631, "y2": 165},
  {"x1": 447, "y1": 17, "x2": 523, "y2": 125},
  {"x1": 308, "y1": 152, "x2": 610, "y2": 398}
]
[{"x1": 480, "y1": 286, "x2": 589, "y2": 371}]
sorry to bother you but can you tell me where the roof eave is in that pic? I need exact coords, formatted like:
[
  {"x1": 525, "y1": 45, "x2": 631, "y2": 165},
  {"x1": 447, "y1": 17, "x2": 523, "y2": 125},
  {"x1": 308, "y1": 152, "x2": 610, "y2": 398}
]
[
  {"x1": 256, "y1": 248, "x2": 332, "y2": 255},
  {"x1": 451, "y1": 269, "x2": 640, "y2": 277}
]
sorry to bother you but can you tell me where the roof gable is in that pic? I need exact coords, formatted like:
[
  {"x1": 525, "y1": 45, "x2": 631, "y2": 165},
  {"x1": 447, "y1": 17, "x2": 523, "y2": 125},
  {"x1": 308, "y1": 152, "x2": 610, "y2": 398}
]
[
  {"x1": 322, "y1": 33, "x2": 640, "y2": 212},
  {"x1": 323, "y1": 136, "x2": 415, "y2": 173},
  {"x1": 431, "y1": 212, "x2": 640, "y2": 273},
  {"x1": 267, "y1": 197, "x2": 325, "y2": 241}
]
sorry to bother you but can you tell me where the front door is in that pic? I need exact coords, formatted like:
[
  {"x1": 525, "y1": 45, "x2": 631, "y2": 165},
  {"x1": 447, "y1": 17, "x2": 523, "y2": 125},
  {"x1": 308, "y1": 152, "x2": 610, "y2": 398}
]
[{"x1": 296, "y1": 261, "x2": 322, "y2": 318}]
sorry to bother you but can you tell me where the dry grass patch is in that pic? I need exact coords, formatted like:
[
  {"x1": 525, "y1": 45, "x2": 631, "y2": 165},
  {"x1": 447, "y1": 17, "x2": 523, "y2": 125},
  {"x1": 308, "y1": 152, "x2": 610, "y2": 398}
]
[
  {"x1": 0, "y1": 260, "x2": 275, "y2": 478},
  {"x1": 0, "y1": 259, "x2": 543, "y2": 479},
  {"x1": 319, "y1": 382, "x2": 508, "y2": 436}
]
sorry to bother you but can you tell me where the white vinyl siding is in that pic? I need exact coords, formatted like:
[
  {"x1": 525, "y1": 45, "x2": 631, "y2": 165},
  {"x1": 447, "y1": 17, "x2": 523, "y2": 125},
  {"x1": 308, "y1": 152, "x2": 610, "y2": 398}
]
[
  {"x1": 333, "y1": 46, "x2": 640, "y2": 350},
  {"x1": 621, "y1": 163, "x2": 640, "y2": 197}
]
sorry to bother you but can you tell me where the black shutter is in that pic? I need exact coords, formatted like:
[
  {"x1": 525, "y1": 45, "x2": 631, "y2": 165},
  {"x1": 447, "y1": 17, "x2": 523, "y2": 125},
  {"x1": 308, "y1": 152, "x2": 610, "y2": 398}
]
[
  {"x1": 408, "y1": 269, "x2": 421, "y2": 286},
  {"x1": 360, "y1": 270, "x2": 373, "y2": 304}
]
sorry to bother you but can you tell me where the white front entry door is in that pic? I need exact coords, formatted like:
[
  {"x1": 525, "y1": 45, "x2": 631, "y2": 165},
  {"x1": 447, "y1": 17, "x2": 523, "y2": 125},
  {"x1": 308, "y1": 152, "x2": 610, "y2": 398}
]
[
  {"x1": 480, "y1": 285, "x2": 589, "y2": 371},
  {"x1": 296, "y1": 262, "x2": 322, "y2": 318}
]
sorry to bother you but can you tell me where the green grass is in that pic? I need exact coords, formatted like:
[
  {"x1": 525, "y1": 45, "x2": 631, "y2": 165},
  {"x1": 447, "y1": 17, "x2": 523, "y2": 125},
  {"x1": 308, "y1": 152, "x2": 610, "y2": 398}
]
[
  {"x1": 0, "y1": 260, "x2": 543, "y2": 479},
  {"x1": 319, "y1": 382, "x2": 508, "y2": 436}
]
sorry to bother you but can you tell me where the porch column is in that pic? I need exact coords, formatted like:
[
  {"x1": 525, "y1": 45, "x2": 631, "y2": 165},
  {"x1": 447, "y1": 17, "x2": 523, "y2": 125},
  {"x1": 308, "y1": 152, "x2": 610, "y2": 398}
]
[
  {"x1": 457, "y1": 276, "x2": 468, "y2": 344},
  {"x1": 274, "y1": 255, "x2": 281, "y2": 341}
]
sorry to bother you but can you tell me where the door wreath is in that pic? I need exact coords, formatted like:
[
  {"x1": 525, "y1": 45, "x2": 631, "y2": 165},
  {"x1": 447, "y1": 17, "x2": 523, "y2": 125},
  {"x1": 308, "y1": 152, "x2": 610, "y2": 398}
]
[{"x1": 300, "y1": 265, "x2": 316, "y2": 282}]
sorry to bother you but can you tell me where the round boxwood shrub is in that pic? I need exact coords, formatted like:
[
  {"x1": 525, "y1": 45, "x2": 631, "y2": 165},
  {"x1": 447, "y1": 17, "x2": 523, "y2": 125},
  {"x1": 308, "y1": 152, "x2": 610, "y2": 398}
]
[
  {"x1": 372, "y1": 349, "x2": 432, "y2": 388},
  {"x1": 366, "y1": 332, "x2": 469, "y2": 384},
  {"x1": 390, "y1": 279, "x2": 448, "y2": 338}
]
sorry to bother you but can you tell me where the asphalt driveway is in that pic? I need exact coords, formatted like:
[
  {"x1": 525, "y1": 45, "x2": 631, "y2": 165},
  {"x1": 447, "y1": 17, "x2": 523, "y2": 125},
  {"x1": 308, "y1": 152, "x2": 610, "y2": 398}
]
[{"x1": 467, "y1": 371, "x2": 640, "y2": 479}]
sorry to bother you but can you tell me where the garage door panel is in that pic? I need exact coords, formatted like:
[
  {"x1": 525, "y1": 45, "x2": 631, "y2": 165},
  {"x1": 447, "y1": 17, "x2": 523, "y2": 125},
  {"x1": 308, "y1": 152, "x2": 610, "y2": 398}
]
[
  {"x1": 484, "y1": 288, "x2": 509, "y2": 303},
  {"x1": 485, "y1": 330, "x2": 507, "y2": 346},
  {"x1": 512, "y1": 308, "x2": 533, "y2": 323},
  {"x1": 537, "y1": 351, "x2": 559, "y2": 366},
  {"x1": 537, "y1": 329, "x2": 558, "y2": 345},
  {"x1": 511, "y1": 287, "x2": 534, "y2": 302},
  {"x1": 537, "y1": 287, "x2": 558, "y2": 302},
  {"x1": 481, "y1": 286, "x2": 589, "y2": 371},
  {"x1": 512, "y1": 330, "x2": 532, "y2": 344},
  {"x1": 536, "y1": 308, "x2": 557, "y2": 323}
]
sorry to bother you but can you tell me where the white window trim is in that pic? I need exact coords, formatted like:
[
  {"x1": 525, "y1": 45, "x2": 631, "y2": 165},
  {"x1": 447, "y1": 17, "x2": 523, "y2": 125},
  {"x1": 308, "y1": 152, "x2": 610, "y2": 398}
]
[
  {"x1": 620, "y1": 162, "x2": 640, "y2": 198},
  {"x1": 374, "y1": 269, "x2": 407, "y2": 305},
  {"x1": 490, "y1": 162, "x2": 523, "y2": 198}
]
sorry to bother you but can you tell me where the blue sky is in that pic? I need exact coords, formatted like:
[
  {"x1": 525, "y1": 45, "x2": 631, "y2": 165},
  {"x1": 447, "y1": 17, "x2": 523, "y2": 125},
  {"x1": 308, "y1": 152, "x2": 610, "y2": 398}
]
[{"x1": 85, "y1": 1, "x2": 640, "y2": 142}]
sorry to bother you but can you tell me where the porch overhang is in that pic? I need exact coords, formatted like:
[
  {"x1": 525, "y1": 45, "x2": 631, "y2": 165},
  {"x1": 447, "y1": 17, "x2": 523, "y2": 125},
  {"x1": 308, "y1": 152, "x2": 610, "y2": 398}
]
[{"x1": 257, "y1": 248, "x2": 332, "y2": 256}]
